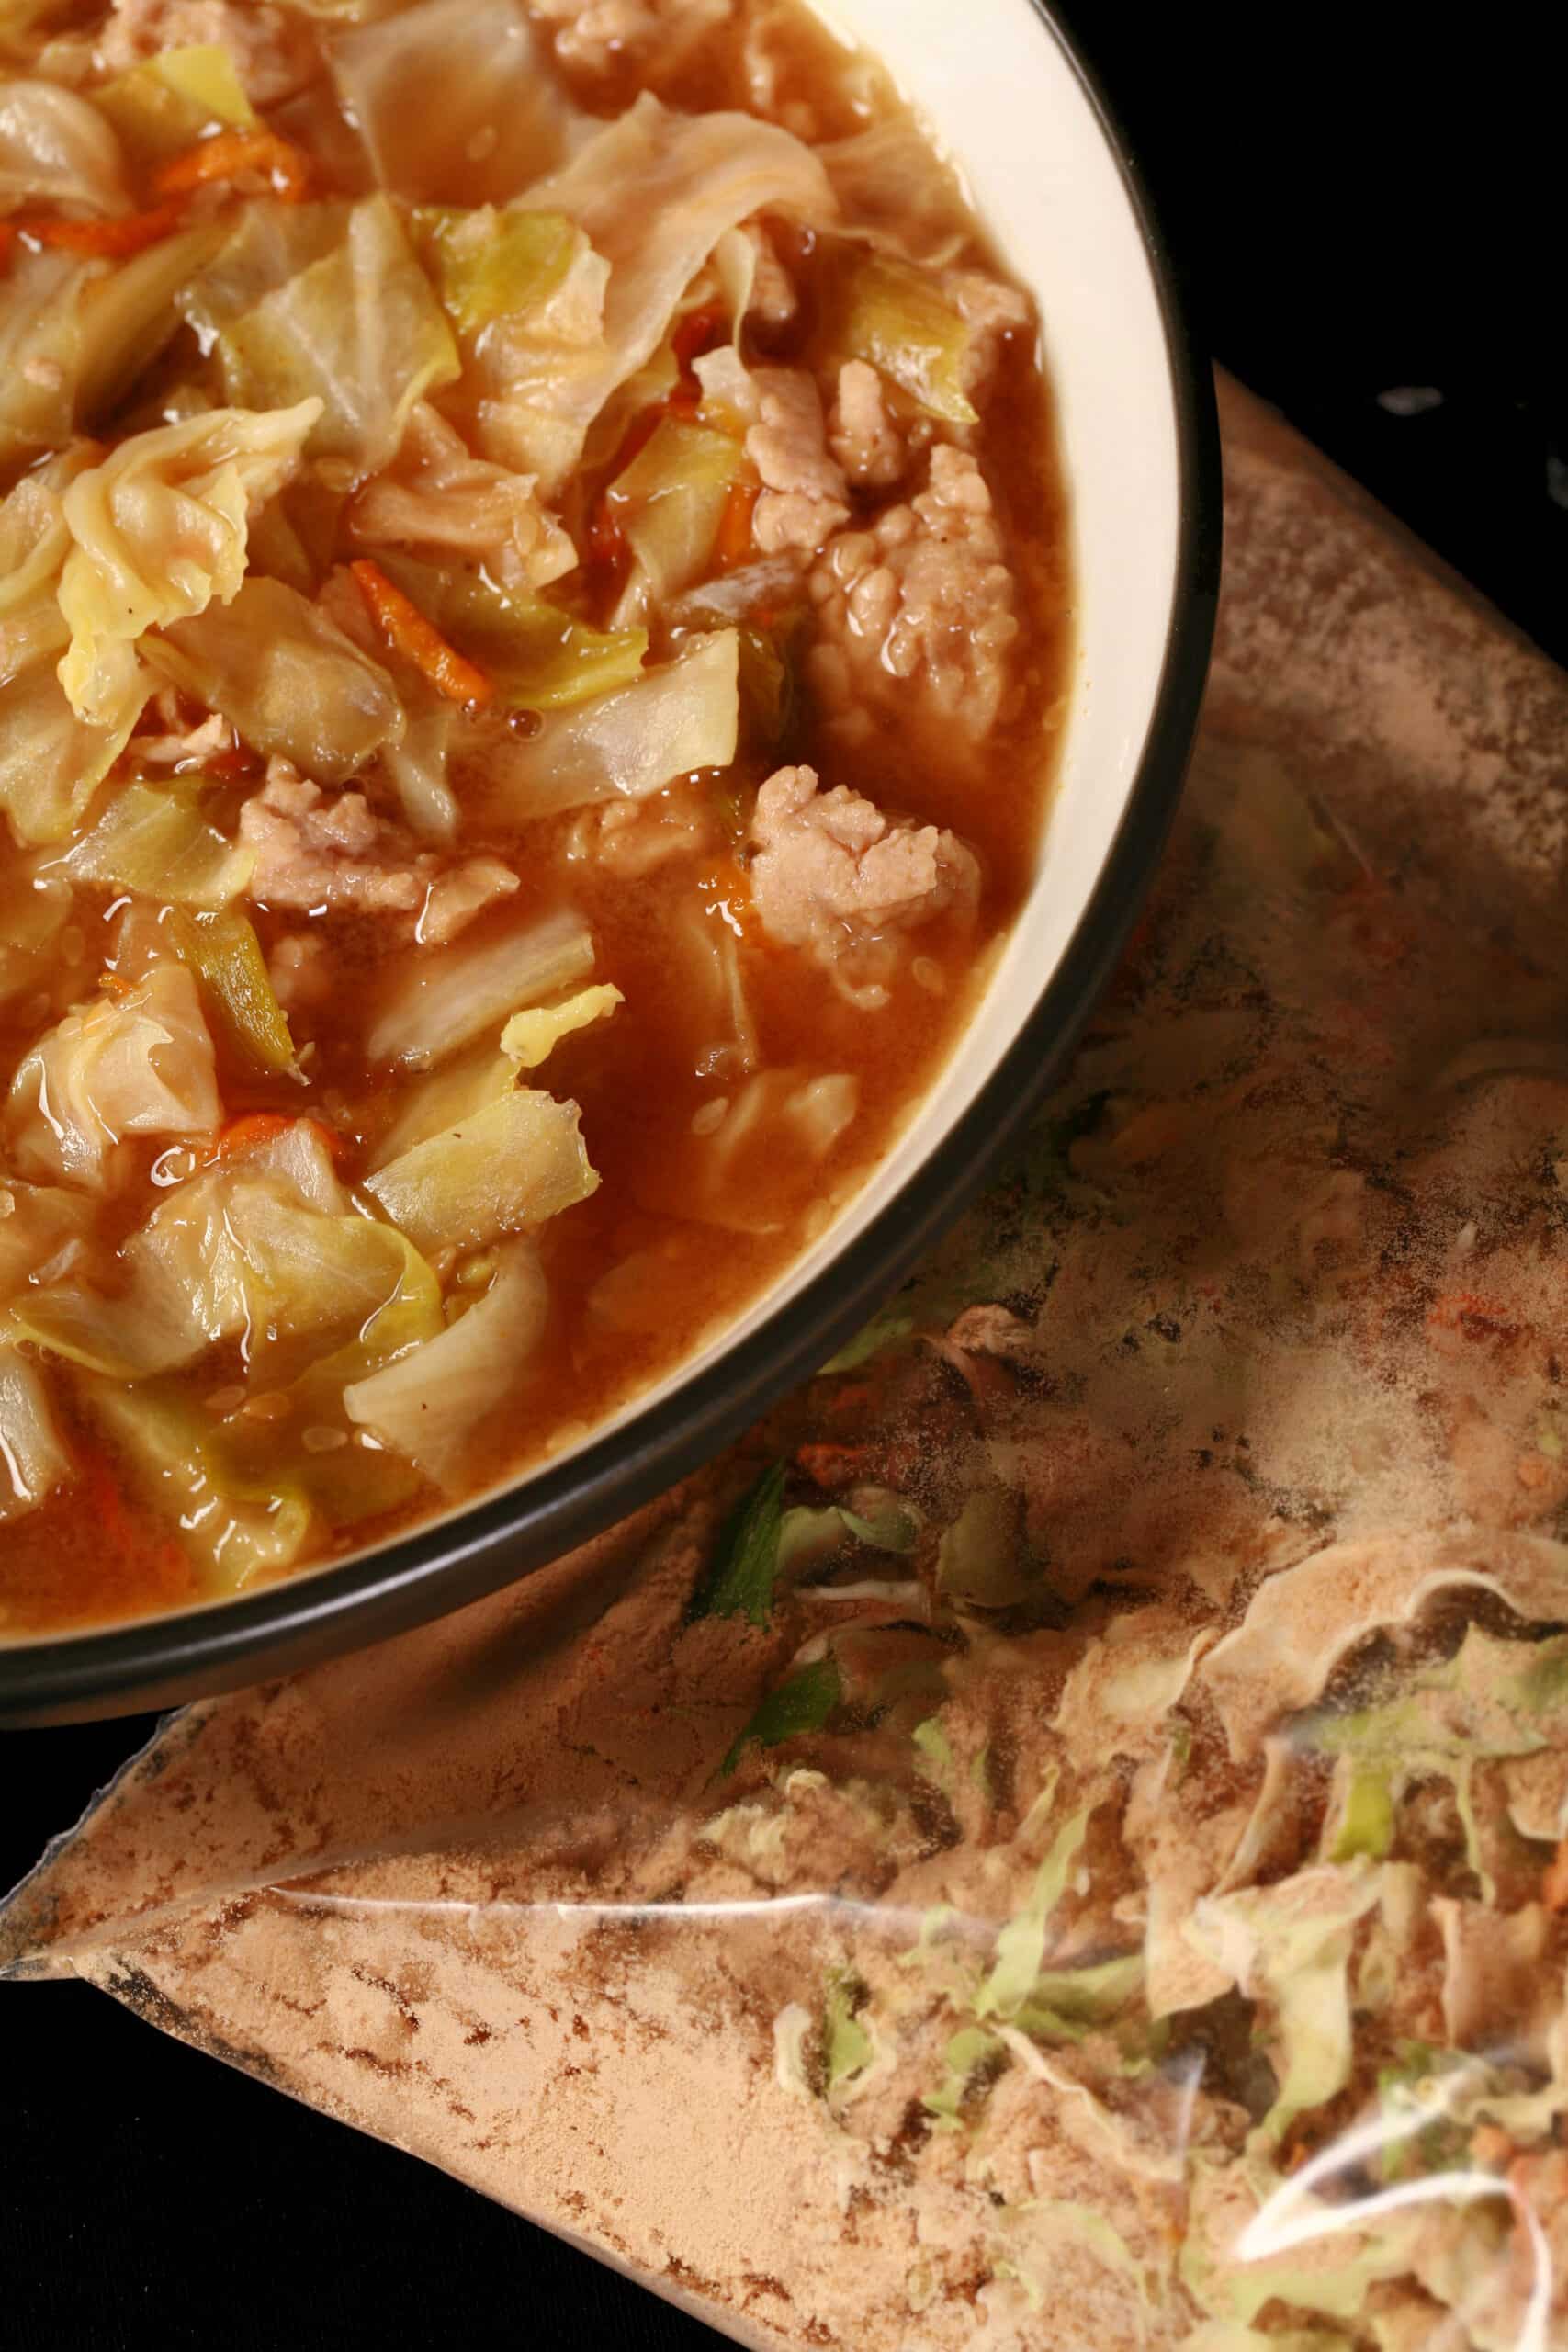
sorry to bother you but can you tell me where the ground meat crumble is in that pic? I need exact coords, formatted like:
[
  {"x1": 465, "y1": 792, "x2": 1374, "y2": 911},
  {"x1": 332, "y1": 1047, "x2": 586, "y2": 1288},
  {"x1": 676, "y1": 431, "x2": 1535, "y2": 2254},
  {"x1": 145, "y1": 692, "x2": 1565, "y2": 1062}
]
[
  {"x1": 747, "y1": 763, "x2": 978, "y2": 960},
  {"x1": 807, "y1": 444, "x2": 1018, "y2": 744}
]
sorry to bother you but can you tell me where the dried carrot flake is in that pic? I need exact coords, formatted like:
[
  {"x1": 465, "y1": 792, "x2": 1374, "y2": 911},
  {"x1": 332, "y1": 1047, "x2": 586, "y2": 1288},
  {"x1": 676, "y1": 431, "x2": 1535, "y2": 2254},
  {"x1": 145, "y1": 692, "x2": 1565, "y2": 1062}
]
[{"x1": 349, "y1": 559, "x2": 494, "y2": 709}]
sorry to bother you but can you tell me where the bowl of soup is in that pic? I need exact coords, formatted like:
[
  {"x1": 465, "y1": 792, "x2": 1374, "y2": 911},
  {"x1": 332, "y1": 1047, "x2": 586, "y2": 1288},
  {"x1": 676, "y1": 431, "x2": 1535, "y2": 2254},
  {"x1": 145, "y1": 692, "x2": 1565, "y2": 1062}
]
[{"x1": 0, "y1": 0, "x2": 1218, "y2": 1720}]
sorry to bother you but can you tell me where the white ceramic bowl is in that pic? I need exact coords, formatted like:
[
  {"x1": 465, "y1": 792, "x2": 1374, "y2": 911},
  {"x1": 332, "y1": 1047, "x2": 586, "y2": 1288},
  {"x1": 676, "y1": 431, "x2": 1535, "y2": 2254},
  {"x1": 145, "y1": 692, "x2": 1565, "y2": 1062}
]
[{"x1": 0, "y1": 0, "x2": 1219, "y2": 1722}]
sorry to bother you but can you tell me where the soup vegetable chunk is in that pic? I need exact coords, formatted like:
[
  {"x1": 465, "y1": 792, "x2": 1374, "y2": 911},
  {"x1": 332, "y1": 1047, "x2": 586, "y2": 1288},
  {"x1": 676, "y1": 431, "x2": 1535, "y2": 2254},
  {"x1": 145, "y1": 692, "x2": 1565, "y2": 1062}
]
[{"x1": 0, "y1": 0, "x2": 1068, "y2": 1629}]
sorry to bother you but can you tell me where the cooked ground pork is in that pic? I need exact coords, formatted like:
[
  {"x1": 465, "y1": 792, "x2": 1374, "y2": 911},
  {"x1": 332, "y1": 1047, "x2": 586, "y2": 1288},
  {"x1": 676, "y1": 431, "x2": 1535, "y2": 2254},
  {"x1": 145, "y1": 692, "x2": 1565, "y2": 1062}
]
[
  {"x1": 528, "y1": 0, "x2": 730, "y2": 74},
  {"x1": 416, "y1": 857, "x2": 519, "y2": 946},
  {"x1": 130, "y1": 700, "x2": 231, "y2": 770},
  {"x1": 746, "y1": 368, "x2": 850, "y2": 556},
  {"x1": 241, "y1": 760, "x2": 516, "y2": 939},
  {"x1": 828, "y1": 358, "x2": 905, "y2": 490},
  {"x1": 807, "y1": 444, "x2": 1018, "y2": 743},
  {"x1": 266, "y1": 931, "x2": 331, "y2": 1015},
  {"x1": 945, "y1": 267, "x2": 1032, "y2": 402},
  {"x1": 748, "y1": 763, "x2": 977, "y2": 958},
  {"x1": 96, "y1": 0, "x2": 319, "y2": 106}
]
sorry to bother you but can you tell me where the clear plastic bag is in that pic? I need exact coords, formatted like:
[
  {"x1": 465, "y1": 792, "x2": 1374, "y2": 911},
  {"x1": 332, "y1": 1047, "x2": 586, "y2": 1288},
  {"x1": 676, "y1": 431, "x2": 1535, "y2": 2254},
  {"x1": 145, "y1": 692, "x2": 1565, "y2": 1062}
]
[{"x1": 7, "y1": 379, "x2": 1568, "y2": 2350}]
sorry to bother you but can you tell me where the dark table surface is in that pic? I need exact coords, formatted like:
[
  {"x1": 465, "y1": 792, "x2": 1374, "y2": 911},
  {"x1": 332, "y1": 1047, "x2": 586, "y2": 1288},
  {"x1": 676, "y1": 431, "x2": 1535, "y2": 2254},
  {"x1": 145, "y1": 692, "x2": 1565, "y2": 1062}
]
[{"x1": 6, "y1": 5, "x2": 1562, "y2": 2345}]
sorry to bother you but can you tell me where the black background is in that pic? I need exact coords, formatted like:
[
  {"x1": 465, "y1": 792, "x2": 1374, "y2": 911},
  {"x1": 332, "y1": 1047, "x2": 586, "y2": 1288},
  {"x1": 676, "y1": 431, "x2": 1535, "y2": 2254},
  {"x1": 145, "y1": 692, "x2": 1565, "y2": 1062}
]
[{"x1": 5, "y1": 5, "x2": 1562, "y2": 2344}]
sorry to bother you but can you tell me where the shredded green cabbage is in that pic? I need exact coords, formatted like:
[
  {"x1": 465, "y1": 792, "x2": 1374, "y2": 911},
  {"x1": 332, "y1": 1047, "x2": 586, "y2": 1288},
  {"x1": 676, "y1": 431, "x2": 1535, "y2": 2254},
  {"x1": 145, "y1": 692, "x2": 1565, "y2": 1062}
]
[
  {"x1": 148, "y1": 576, "x2": 405, "y2": 783},
  {"x1": 344, "y1": 1243, "x2": 548, "y2": 1486},
  {"x1": 975, "y1": 1804, "x2": 1091, "y2": 2019},
  {"x1": 826, "y1": 247, "x2": 979, "y2": 426},
  {"x1": 329, "y1": 0, "x2": 573, "y2": 207},
  {"x1": 366, "y1": 908, "x2": 595, "y2": 1069},
  {"x1": 60, "y1": 780, "x2": 253, "y2": 909},
  {"x1": 499, "y1": 983, "x2": 623, "y2": 1070},
  {"x1": 363, "y1": 1088, "x2": 599, "y2": 1254},
  {"x1": 91, "y1": 44, "x2": 255, "y2": 166},
  {"x1": 412, "y1": 205, "x2": 581, "y2": 338},
  {"x1": 921, "y1": 2026, "x2": 1004, "y2": 2131},
  {"x1": 0, "y1": 1344, "x2": 71, "y2": 1521},
  {"x1": 5, "y1": 962, "x2": 219, "y2": 1191},
  {"x1": 215, "y1": 198, "x2": 458, "y2": 482},
  {"x1": 823, "y1": 1971, "x2": 874, "y2": 2097},
  {"x1": 374, "y1": 556, "x2": 647, "y2": 713},
  {"x1": 607, "y1": 415, "x2": 744, "y2": 615},
  {"x1": 167, "y1": 906, "x2": 299, "y2": 1079},
  {"x1": 58, "y1": 401, "x2": 322, "y2": 729},
  {"x1": 83, "y1": 1375, "x2": 314, "y2": 1589},
  {"x1": 482, "y1": 630, "x2": 739, "y2": 820}
]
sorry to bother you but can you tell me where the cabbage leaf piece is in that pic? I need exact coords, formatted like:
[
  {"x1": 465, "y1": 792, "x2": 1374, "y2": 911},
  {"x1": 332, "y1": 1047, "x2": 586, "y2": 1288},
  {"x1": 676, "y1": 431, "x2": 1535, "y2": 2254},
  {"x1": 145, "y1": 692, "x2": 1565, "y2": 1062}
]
[
  {"x1": 60, "y1": 779, "x2": 254, "y2": 908},
  {"x1": 6, "y1": 962, "x2": 220, "y2": 1191},
  {"x1": 378, "y1": 701, "x2": 460, "y2": 843},
  {"x1": 477, "y1": 94, "x2": 834, "y2": 492},
  {"x1": 975, "y1": 1802, "x2": 1092, "y2": 2020},
  {"x1": 0, "y1": 1344, "x2": 73, "y2": 1521},
  {"x1": 0, "y1": 78, "x2": 129, "y2": 217},
  {"x1": 1307, "y1": 1623, "x2": 1568, "y2": 1884},
  {"x1": 167, "y1": 905, "x2": 299, "y2": 1078},
  {"x1": 216, "y1": 196, "x2": 457, "y2": 483},
  {"x1": 0, "y1": 866, "x2": 73, "y2": 1010},
  {"x1": 330, "y1": 0, "x2": 573, "y2": 206},
  {"x1": 363, "y1": 1088, "x2": 598, "y2": 1253},
  {"x1": 0, "y1": 447, "x2": 150, "y2": 846},
  {"x1": 0, "y1": 1178, "x2": 96, "y2": 1309},
  {"x1": 0, "y1": 247, "x2": 87, "y2": 469},
  {"x1": 366, "y1": 1043, "x2": 514, "y2": 1172},
  {"x1": 823, "y1": 247, "x2": 979, "y2": 426},
  {"x1": 82, "y1": 1375, "x2": 314, "y2": 1590},
  {"x1": 606, "y1": 414, "x2": 744, "y2": 617},
  {"x1": 91, "y1": 44, "x2": 256, "y2": 168},
  {"x1": 344, "y1": 1241, "x2": 547, "y2": 1485},
  {"x1": 500, "y1": 982, "x2": 622, "y2": 1069},
  {"x1": 1195, "y1": 1527, "x2": 1568, "y2": 1760},
  {"x1": 373, "y1": 553, "x2": 645, "y2": 711},
  {"x1": 348, "y1": 403, "x2": 576, "y2": 594},
  {"x1": 1185, "y1": 1861, "x2": 1388, "y2": 2139},
  {"x1": 0, "y1": 657, "x2": 148, "y2": 848},
  {"x1": 74, "y1": 219, "x2": 228, "y2": 428},
  {"x1": 57, "y1": 401, "x2": 322, "y2": 728},
  {"x1": 482, "y1": 629, "x2": 739, "y2": 820},
  {"x1": 15, "y1": 1121, "x2": 445, "y2": 1380},
  {"x1": 179, "y1": 198, "x2": 350, "y2": 336},
  {"x1": 412, "y1": 205, "x2": 579, "y2": 339},
  {"x1": 366, "y1": 906, "x2": 594, "y2": 1068},
  {"x1": 148, "y1": 575, "x2": 405, "y2": 782}
]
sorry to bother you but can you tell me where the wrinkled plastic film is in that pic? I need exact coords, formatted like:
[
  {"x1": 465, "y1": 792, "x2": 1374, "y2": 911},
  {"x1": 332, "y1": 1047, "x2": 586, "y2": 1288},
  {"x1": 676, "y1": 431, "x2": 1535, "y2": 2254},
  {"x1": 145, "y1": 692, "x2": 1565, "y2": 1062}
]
[{"x1": 8, "y1": 376, "x2": 1568, "y2": 2350}]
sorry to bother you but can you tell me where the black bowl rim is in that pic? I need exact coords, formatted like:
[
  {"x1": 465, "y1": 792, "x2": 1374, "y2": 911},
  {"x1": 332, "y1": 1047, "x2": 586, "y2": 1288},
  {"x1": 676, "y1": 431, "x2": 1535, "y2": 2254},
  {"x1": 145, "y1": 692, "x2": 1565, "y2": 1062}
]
[{"x1": 0, "y1": 0, "x2": 1223, "y2": 1725}]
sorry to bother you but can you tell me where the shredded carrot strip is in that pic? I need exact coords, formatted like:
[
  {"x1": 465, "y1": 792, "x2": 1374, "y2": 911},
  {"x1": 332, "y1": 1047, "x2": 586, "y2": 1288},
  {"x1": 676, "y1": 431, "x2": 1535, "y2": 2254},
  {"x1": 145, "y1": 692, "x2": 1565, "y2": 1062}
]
[
  {"x1": 153, "y1": 127, "x2": 310, "y2": 202},
  {"x1": 23, "y1": 205, "x2": 183, "y2": 258},
  {"x1": 716, "y1": 477, "x2": 759, "y2": 571},
  {"x1": 349, "y1": 559, "x2": 494, "y2": 709}
]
